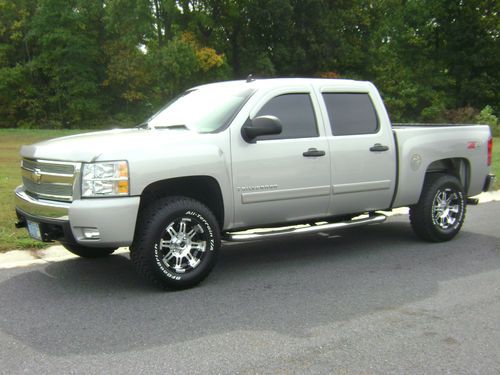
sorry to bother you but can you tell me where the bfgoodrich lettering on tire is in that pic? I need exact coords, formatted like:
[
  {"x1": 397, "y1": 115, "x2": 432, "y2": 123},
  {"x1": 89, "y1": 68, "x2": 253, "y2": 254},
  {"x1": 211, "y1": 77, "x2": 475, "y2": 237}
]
[
  {"x1": 130, "y1": 196, "x2": 220, "y2": 290},
  {"x1": 409, "y1": 174, "x2": 466, "y2": 242}
]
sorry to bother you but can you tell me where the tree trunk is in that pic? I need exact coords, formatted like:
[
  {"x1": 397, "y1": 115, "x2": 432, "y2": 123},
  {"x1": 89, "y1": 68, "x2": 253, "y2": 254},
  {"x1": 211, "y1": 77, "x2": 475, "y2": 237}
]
[{"x1": 153, "y1": 0, "x2": 164, "y2": 47}]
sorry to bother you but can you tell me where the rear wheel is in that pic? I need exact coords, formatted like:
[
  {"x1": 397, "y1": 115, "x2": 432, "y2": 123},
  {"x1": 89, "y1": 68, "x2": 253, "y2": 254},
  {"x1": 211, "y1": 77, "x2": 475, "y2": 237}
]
[
  {"x1": 61, "y1": 242, "x2": 116, "y2": 258},
  {"x1": 130, "y1": 197, "x2": 220, "y2": 290},
  {"x1": 409, "y1": 174, "x2": 466, "y2": 242}
]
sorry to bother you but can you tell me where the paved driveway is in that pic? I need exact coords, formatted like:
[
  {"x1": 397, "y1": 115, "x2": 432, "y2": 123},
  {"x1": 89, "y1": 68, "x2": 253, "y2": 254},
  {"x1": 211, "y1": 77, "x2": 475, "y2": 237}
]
[{"x1": 0, "y1": 202, "x2": 499, "y2": 374}]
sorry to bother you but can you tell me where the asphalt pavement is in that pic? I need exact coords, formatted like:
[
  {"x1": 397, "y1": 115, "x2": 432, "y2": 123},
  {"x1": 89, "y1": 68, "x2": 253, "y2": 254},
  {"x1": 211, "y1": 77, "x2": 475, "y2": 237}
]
[{"x1": 0, "y1": 202, "x2": 499, "y2": 374}]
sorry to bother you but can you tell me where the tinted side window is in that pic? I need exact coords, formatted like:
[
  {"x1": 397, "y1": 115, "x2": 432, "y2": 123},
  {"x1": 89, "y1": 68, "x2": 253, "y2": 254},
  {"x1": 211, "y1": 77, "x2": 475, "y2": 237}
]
[
  {"x1": 322, "y1": 93, "x2": 378, "y2": 136},
  {"x1": 255, "y1": 93, "x2": 318, "y2": 140}
]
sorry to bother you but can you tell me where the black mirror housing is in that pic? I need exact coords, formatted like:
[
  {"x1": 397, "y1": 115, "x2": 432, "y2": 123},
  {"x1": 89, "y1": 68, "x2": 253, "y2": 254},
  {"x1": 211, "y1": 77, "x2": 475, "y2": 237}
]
[{"x1": 241, "y1": 115, "x2": 282, "y2": 143}]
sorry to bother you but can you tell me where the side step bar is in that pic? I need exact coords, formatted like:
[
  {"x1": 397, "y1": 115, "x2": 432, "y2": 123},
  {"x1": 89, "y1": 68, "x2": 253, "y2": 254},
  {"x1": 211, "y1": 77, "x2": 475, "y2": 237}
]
[{"x1": 223, "y1": 213, "x2": 387, "y2": 242}]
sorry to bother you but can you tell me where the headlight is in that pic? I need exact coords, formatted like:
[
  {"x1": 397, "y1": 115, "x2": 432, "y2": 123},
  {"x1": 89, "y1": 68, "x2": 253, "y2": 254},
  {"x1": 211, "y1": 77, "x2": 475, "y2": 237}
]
[{"x1": 81, "y1": 161, "x2": 129, "y2": 197}]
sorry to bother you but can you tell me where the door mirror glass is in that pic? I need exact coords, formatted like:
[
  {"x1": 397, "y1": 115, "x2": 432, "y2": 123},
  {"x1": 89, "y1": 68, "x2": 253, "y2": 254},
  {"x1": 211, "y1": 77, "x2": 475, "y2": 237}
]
[{"x1": 241, "y1": 115, "x2": 282, "y2": 143}]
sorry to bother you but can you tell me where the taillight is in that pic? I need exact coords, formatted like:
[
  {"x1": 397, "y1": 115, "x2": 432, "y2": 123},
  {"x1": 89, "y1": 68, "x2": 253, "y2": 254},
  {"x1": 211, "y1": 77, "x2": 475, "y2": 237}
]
[{"x1": 487, "y1": 137, "x2": 493, "y2": 166}]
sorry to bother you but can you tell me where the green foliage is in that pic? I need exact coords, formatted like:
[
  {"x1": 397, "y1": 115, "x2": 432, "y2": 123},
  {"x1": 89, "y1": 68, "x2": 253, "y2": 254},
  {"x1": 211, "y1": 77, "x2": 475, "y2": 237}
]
[
  {"x1": 476, "y1": 106, "x2": 499, "y2": 136},
  {"x1": 476, "y1": 106, "x2": 498, "y2": 127},
  {"x1": 0, "y1": 0, "x2": 498, "y2": 128},
  {"x1": 149, "y1": 36, "x2": 200, "y2": 100}
]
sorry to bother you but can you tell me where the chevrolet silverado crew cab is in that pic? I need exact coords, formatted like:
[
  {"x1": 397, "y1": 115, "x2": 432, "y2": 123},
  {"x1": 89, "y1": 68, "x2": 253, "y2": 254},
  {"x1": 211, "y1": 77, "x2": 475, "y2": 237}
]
[{"x1": 15, "y1": 78, "x2": 495, "y2": 289}]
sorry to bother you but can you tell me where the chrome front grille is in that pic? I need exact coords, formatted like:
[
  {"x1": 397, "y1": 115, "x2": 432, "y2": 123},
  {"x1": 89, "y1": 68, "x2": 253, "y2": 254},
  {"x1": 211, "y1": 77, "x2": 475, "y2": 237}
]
[
  {"x1": 21, "y1": 159, "x2": 80, "y2": 202},
  {"x1": 22, "y1": 159, "x2": 75, "y2": 175}
]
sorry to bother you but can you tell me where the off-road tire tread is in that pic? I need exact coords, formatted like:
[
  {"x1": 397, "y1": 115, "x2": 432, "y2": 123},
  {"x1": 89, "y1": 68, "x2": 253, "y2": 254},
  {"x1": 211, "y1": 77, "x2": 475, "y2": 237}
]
[
  {"x1": 130, "y1": 196, "x2": 220, "y2": 290},
  {"x1": 409, "y1": 174, "x2": 466, "y2": 242}
]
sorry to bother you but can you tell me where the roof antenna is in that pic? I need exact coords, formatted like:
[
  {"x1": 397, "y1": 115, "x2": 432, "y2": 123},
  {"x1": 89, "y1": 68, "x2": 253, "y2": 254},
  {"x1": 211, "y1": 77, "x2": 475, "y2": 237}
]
[{"x1": 246, "y1": 74, "x2": 256, "y2": 82}]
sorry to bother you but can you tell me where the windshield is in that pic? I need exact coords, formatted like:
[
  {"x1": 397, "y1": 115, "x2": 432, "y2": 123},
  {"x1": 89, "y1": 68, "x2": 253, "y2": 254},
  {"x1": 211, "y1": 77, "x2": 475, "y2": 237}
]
[{"x1": 147, "y1": 85, "x2": 254, "y2": 133}]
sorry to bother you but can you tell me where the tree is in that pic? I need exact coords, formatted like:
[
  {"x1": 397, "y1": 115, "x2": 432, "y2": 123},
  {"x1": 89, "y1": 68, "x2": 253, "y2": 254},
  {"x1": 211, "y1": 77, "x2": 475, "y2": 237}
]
[
  {"x1": 28, "y1": 0, "x2": 105, "y2": 127},
  {"x1": 0, "y1": 0, "x2": 498, "y2": 127},
  {"x1": 0, "y1": 0, "x2": 38, "y2": 127}
]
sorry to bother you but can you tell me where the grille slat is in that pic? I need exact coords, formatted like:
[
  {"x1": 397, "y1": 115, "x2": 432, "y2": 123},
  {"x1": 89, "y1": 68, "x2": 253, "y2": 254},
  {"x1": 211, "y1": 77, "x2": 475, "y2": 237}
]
[
  {"x1": 22, "y1": 178, "x2": 73, "y2": 198},
  {"x1": 22, "y1": 159, "x2": 75, "y2": 175},
  {"x1": 21, "y1": 159, "x2": 79, "y2": 202}
]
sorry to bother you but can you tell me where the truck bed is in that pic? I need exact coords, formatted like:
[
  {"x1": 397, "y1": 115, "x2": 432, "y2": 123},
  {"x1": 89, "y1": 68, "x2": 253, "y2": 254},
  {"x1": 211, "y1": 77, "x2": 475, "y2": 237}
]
[{"x1": 391, "y1": 124, "x2": 491, "y2": 207}]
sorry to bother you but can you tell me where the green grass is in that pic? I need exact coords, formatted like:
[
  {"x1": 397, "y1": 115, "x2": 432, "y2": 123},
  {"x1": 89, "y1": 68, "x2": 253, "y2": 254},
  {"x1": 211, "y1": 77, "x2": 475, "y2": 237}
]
[
  {"x1": 492, "y1": 137, "x2": 500, "y2": 190},
  {"x1": 0, "y1": 130, "x2": 499, "y2": 252},
  {"x1": 0, "y1": 129, "x2": 89, "y2": 251}
]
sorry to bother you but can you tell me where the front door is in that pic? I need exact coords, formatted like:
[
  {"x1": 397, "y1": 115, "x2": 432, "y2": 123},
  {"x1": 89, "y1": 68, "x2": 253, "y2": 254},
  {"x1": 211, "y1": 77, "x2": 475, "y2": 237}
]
[{"x1": 230, "y1": 88, "x2": 331, "y2": 229}]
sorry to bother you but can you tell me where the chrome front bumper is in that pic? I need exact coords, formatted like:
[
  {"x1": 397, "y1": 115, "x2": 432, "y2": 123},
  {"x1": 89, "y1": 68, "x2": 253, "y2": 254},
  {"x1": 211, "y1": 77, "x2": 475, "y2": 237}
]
[
  {"x1": 15, "y1": 185, "x2": 141, "y2": 246},
  {"x1": 15, "y1": 186, "x2": 69, "y2": 220}
]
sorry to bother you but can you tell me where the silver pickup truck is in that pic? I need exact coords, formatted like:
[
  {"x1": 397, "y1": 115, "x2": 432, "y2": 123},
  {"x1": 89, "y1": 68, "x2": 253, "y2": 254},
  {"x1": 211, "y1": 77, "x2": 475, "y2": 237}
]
[{"x1": 15, "y1": 78, "x2": 495, "y2": 289}]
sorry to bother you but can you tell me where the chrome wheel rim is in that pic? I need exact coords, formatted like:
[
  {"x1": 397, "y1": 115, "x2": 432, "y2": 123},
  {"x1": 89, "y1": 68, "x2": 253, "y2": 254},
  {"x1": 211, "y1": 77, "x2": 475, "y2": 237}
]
[
  {"x1": 158, "y1": 217, "x2": 207, "y2": 273},
  {"x1": 431, "y1": 188, "x2": 462, "y2": 230}
]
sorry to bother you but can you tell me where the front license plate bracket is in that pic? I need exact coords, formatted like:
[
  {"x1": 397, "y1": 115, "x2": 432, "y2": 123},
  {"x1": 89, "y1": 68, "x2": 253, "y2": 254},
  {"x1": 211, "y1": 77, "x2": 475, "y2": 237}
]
[{"x1": 27, "y1": 220, "x2": 42, "y2": 241}]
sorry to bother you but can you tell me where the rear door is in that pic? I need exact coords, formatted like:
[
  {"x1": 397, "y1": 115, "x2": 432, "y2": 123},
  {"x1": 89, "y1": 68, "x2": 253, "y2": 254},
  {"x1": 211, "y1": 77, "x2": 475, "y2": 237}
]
[
  {"x1": 319, "y1": 90, "x2": 397, "y2": 215},
  {"x1": 230, "y1": 86, "x2": 331, "y2": 228}
]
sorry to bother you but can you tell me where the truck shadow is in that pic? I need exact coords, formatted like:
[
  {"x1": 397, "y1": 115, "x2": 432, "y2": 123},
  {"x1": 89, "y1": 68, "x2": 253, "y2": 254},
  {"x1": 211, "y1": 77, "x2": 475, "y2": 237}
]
[{"x1": 0, "y1": 215, "x2": 498, "y2": 357}]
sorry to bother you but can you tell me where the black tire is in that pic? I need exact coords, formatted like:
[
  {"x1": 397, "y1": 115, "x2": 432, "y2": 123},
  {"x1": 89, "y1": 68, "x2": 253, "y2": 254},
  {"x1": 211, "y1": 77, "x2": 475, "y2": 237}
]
[
  {"x1": 130, "y1": 196, "x2": 220, "y2": 290},
  {"x1": 409, "y1": 174, "x2": 466, "y2": 242},
  {"x1": 61, "y1": 242, "x2": 116, "y2": 258}
]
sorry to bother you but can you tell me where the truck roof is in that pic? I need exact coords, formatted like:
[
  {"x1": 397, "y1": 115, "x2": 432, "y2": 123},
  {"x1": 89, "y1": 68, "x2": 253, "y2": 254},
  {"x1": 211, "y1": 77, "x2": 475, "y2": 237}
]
[{"x1": 195, "y1": 77, "x2": 375, "y2": 92}]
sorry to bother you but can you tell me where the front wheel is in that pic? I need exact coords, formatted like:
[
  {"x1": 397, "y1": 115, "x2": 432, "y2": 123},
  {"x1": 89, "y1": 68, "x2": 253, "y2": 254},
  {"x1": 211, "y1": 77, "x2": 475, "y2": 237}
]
[
  {"x1": 130, "y1": 197, "x2": 220, "y2": 290},
  {"x1": 409, "y1": 174, "x2": 466, "y2": 242}
]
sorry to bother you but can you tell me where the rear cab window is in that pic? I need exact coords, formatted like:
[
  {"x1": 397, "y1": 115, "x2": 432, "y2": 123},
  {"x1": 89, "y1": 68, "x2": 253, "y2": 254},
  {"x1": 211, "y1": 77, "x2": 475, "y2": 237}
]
[{"x1": 322, "y1": 93, "x2": 379, "y2": 136}]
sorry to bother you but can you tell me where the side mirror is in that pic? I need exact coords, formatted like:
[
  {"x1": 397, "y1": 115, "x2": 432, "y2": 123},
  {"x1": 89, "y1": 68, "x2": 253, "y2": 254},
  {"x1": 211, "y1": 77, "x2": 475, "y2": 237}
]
[{"x1": 241, "y1": 115, "x2": 282, "y2": 143}]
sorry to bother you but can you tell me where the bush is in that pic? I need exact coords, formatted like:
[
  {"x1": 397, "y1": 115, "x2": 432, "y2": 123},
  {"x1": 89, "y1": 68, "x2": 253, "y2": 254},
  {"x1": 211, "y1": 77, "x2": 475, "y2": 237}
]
[
  {"x1": 475, "y1": 106, "x2": 499, "y2": 136},
  {"x1": 443, "y1": 106, "x2": 478, "y2": 124}
]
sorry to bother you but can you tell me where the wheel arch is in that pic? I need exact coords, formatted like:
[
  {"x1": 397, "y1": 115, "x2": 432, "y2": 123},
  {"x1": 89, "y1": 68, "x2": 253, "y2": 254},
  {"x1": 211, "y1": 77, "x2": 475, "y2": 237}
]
[
  {"x1": 424, "y1": 158, "x2": 470, "y2": 194},
  {"x1": 137, "y1": 176, "x2": 225, "y2": 230}
]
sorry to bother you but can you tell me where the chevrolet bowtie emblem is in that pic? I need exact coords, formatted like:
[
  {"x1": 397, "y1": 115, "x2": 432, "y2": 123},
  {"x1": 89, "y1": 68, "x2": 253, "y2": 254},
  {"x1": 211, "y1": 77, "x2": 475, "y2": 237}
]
[{"x1": 31, "y1": 168, "x2": 42, "y2": 184}]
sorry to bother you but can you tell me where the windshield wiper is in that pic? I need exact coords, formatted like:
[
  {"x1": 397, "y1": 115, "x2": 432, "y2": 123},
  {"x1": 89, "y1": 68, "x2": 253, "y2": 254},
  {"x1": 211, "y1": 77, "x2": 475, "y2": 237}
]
[
  {"x1": 135, "y1": 122, "x2": 149, "y2": 129},
  {"x1": 153, "y1": 124, "x2": 190, "y2": 130}
]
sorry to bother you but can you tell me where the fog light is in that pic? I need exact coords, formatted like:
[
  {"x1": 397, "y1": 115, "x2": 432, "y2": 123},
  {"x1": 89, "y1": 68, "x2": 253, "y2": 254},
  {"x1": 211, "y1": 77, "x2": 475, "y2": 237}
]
[{"x1": 82, "y1": 228, "x2": 100, "y2": 239}]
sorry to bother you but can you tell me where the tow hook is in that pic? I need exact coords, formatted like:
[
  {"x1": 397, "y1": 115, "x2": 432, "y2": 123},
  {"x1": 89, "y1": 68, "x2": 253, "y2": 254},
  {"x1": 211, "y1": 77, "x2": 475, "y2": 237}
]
[{"x1": 15, "y1": 220, "x2": 26, "y2": 229}]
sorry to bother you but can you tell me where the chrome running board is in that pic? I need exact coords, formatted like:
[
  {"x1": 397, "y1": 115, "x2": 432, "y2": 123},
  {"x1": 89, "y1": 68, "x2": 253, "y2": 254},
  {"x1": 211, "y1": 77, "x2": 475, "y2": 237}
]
[{"x1": 223, "y1": 213, "x2": 387, "y2": 242}]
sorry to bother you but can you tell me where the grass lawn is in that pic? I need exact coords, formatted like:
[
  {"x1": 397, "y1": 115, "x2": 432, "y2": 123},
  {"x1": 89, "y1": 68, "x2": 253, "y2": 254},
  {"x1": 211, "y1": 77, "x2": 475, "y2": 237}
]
[
  {"x1": 492, "y1": 137, "x2": 500, "y2": 189},
  {"x1": 0, "y1": 129, "x2": 89, "y2": 251},
  {"x1": 0, "y1": 130, "x2": 499, "y2": 252}
]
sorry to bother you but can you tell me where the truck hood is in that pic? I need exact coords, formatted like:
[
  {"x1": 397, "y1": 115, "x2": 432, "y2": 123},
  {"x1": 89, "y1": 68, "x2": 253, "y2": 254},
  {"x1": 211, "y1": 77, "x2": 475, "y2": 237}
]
[{"x1": 20, "y1": 128, "x2": 204, "y2": 162}]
